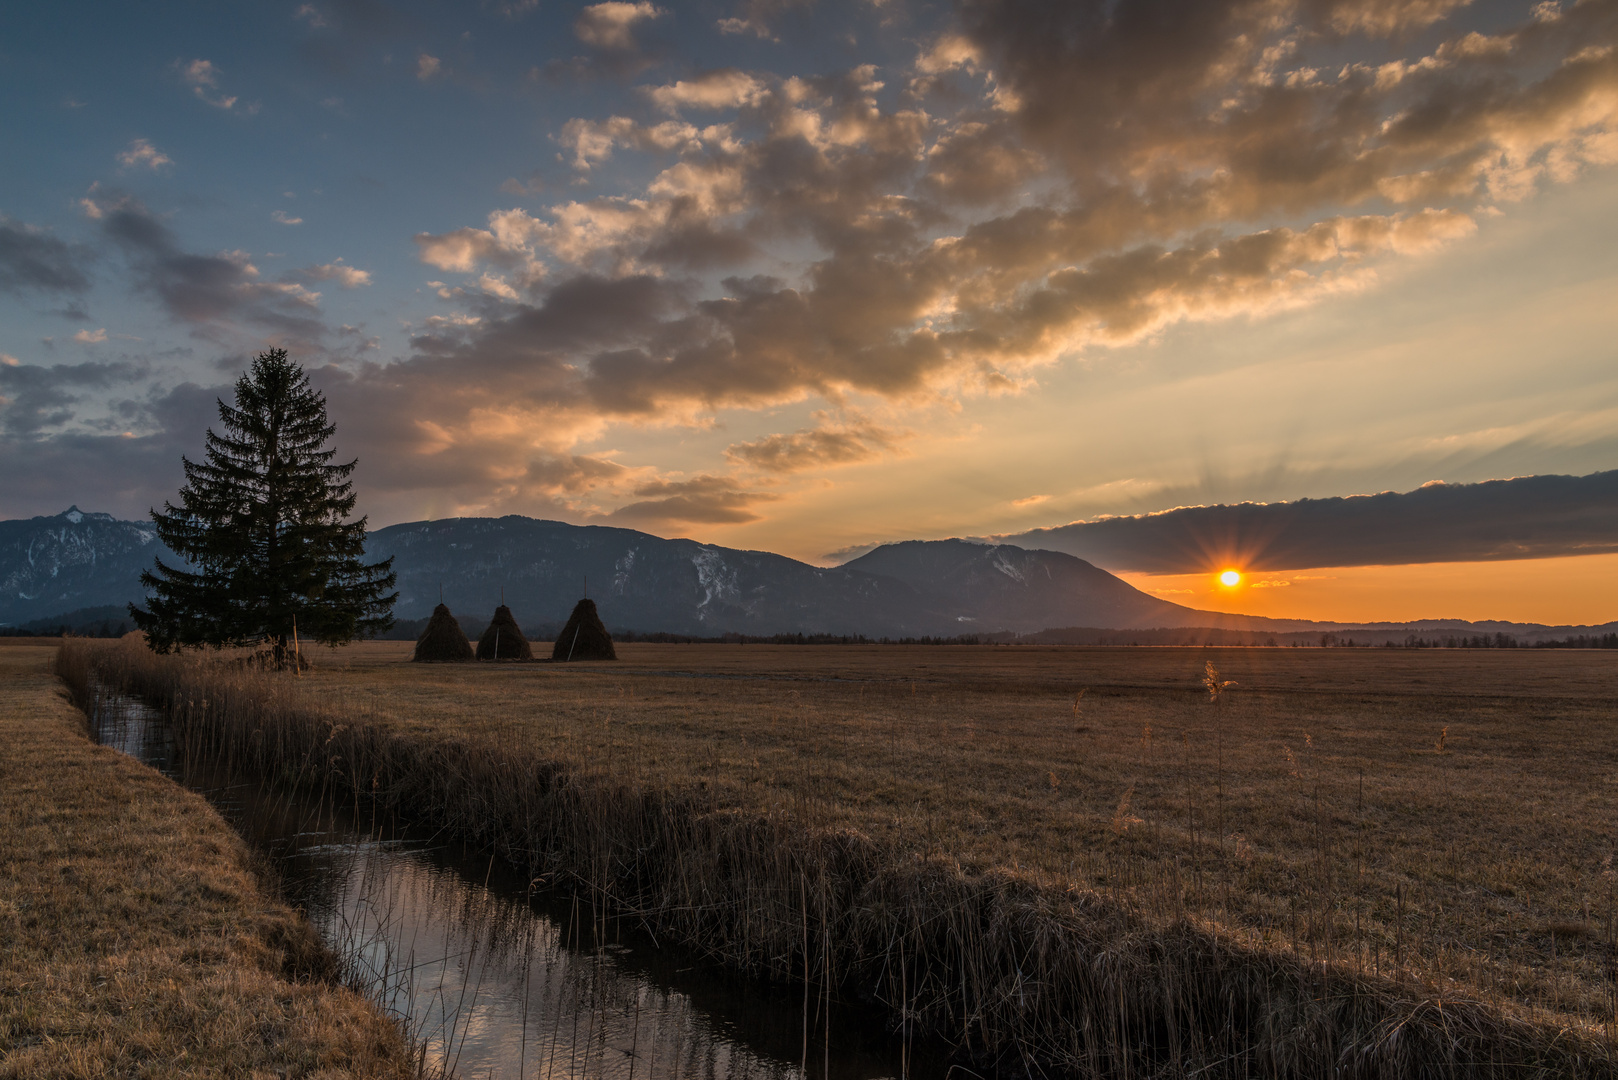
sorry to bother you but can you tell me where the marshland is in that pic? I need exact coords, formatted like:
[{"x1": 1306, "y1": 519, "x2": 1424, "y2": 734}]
[{"x1": 37, "y1": 634, "x2": 1618, "y2": 1077}]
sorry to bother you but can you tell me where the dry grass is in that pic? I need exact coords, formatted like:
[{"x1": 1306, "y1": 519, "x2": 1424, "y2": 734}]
[
  {"x1": 65, "y1": 637, "x2": 1618, "y2": 1076},
  {"x1": 0, "y1": 639, "x2": 419, "y2": 1079}
]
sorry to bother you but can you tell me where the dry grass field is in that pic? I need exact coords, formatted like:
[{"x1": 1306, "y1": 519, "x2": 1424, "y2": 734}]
[
  {"x1": 65, "y1": 636, "x2": 1618, "y2": 1075},
  {"x1": 0, "y1": 639, "x2": 419, "y2": 1079}
]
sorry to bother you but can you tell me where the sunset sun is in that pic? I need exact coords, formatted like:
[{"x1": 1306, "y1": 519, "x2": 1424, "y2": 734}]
[{"x1": 1220, "y1": 570, "x2": 1243, "y2": 587}]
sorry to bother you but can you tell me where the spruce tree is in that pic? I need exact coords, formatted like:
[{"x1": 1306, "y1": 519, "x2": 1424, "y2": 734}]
[{"x1": 131, "y1": 349, "x2": 396, "y2": 662}]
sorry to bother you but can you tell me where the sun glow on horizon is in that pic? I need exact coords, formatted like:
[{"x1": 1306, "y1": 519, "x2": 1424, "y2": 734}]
[
  {"x1": 1120, "y1": 552, "x2": 1618, "y2": 625},
  {"x1": 1219, "y1": 570, "x2": 1243, "y2": 587}
]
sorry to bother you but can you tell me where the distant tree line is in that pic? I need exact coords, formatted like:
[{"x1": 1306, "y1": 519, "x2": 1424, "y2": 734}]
[
  {"x1": 1371, "y1": 633, "x2": 1618, "y2": 649},
  {"x1": 613, "y1": 630, "x2": 993, "y2": 645},
  {"x1": 0, "y1": 619, "x2": 131, "y2": 639},
  {"x1": 0, "y1": 606, "x2": 133, "y2": 638}
]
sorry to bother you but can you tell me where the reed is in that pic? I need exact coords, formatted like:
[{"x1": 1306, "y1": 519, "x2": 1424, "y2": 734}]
[{"x1": 56, "y1": 636, "x2": 1618, "y2": 1078}]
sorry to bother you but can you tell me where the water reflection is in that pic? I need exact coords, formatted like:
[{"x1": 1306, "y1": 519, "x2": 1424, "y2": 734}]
[{"x1": 87, "y1": 689, "x2": 939, "y2": 1080}]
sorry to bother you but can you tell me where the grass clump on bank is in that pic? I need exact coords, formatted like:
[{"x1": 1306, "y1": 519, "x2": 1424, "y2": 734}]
[
  {"x1": 63, "y1": 636, "x2": 1618, "y2": 1077},
  {"x1": 0, "y1": 639, "x2": 419, "y2": 1079}
]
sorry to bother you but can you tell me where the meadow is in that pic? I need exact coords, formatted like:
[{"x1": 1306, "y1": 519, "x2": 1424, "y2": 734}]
[
  {"x1": 62, "y1": 637, "x2": 1618, "y2": 1076},
  {"x1": 0, "y1": 638, "x2": 419, "y2": 1079}
]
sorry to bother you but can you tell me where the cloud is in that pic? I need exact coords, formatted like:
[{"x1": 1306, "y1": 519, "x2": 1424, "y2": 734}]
[
  {"x1": 726, "y1": 417, "x2": 902, "y2": 471},
  {"x1": 647, "y1": 70, "x2": 768, "y2": 113},
  {"x1": 293, "y1": 260, "x2": 372, "y2": 288},
  {"x1": 558, "y1": 115, "x2": 706, "y2": 168},
  {"x1": 714, "y1": 0, "x2": 812, "y2": 40},
  {"x1": 1323, "y1": 0, "x2": 1473, "y2": 36},
  {"x1": 271, "y1": 210, "x2": 304, "y2": 225},
  {"x1": 117, "y1": 139, "x2": 172, "y2": 170},
  {"x1": 0, "y1": 379, "x2": 219, "y2": 519},
  {"x1": 921, "y1": 121, "x2": 1044, "y2": 205},
  {"x1": 1006, "y1": 472, "x2": 1618, "y2": 572},
  {"x1": 0, "y1": 360, "x2": 144, "y2": 436},
  {"x1": 914, "y1": 33, "x2": 982, "y2": 76},
  {"x1": 293, "y1": 4, "x2": 328, "y2": 27},
  {"x1": 415, "y1": 227, "x2": 503, "y2": 272},
  {"x1": 604, "y1": 474, "x2": 777, "y2": 525},
  {"x1": 252, "y1": 0, "x2": 1618, "y2": 526},
  {"x1": 71, "y1": 328, "x2": 107, "y2": 344},
  {"x1": 574, "y1": 2, "x2": 663, "y2": 51},
  {"x1": 97, "y1": 197, "x2": 328, "y2": 339},
  {"x1": 176, "y1": 58, "x2": 237, "y2": 109},
  {"x1": 417, "y1": 53, "x2": 442, "y2": 80},
  {"x1": 0, "y1": 218, "x2": 93, "y2": 296}
]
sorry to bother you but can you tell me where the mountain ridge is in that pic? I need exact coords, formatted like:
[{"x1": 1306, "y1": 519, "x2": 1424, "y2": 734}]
[{"x1": 2, "y1": 507, "x2": 1612, "y2": 640}]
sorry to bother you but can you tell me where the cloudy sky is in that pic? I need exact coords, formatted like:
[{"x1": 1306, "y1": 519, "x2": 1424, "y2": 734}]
[{"x1": 4, "y1": 0, "x2": 1618, "y2": 623}]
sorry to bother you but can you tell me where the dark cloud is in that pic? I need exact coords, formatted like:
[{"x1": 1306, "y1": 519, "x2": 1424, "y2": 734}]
[
  {"x1": 0, "y1": 361, "x2": 143, "y2": 435},
  {"x1": 97, "y1": 198, "x2": 328, "y2": 341},
  {"x1": 0, "y1": 380, "x2": 218, "y2": 519},
  {"x1": 0, "y1": 218, "x2": 93, "y2": 296},
  {"x1": 726, "y1": 419, "x2": 901, "y2": 472},
  {"x1": 604, "y1": 475, "x2": 778, "y2": 525},
  {"x1": 1007, "y1": 472, "x2": 1618, "y2": 572}
]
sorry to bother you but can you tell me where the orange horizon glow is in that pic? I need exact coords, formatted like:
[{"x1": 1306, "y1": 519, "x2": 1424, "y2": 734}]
[{"x1": 1119, "y1": 552, "x2": 1618, "y2": 626}]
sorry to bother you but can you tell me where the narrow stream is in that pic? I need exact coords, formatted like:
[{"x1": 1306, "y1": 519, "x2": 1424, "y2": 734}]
[{"x1": 87, "y1": 688, "x2": 948, "y2": 1080}]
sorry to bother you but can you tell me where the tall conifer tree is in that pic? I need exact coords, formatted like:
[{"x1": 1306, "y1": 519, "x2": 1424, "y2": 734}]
[{"x1": 132, "y1": 349, "x2": 395, "y2": 661}]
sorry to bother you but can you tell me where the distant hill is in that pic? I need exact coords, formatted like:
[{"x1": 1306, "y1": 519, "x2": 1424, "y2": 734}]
[
  {"x1": 364, "y1": 516, "x2": 932, "y2": 637},
  {"x1": 0, "y1": 508, "x2": 175, "y2": 627},
  {"x1": 844, "y1": 539, "x2": 1264, "y2": 632}
]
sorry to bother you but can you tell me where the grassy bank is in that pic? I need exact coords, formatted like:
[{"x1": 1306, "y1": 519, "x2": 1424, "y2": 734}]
[
  {"x1": 64, "y1": 637, "x2": 1618, "y2": 1076},
  {"x1": 0, "y1": 639, "x2": 420, "y2": 1079}
]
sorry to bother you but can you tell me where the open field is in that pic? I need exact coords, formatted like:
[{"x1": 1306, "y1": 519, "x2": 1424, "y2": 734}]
[
  {"x1": 0, "y1": 639, "x2": 418, "y2": 1079},
  {"x1": 67, "y1": 637, "x2": 1618, "y2": 1075}
]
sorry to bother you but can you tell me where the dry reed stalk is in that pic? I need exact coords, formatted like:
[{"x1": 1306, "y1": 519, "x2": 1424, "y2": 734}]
[{"x1": 55, "y1": 637, "x2": 1618, "y2": 1079}]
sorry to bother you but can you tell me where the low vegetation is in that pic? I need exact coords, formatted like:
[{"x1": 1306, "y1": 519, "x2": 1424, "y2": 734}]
[
  {"x1": 60, "y1": 637, "x2": 1618, "y2": 1076},
  {"x1": 0, "y1": 639, "x2": 418, "y2": 1078}
]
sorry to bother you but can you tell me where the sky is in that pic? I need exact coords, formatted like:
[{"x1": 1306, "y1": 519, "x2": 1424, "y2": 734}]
[{"x1": 3, "y1": 0, "x2": 1618, "y2": 624}]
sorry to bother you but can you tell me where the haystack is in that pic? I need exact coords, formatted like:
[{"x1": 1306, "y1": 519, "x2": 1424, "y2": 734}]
[
  {"x1": 552, "y1": 598, "x2": 615, "y2": 661},
  {"x1": 413, "y1": 603, "x2": 473, "y2": 662},
  {"x1": 477, "y1": 604, "x2": 532, "y2": 661}
]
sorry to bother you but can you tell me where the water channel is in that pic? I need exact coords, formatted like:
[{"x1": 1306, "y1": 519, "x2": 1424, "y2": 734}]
[{"x1": 87, "y1": 688, "x2": 949, "y2": 1080}]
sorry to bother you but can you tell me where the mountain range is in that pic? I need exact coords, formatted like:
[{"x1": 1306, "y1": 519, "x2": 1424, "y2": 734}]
[
  {"x1": 3, "y1": 507, "x2": 1613, "y2": 641},
  {"x1": 367, "y1": 517, "x2": 1261, "y2": 637}
]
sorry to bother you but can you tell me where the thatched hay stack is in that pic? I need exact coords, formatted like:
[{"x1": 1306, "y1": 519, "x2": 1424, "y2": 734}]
[
  {"x1": 476, "y1": 605, "x2": 532, "y2": 661},
  {"x1": 413, "y1": 603, "x2": 473, "y2": 662},
  {"x1": 552, "y1": 598, "x2": 615, "y2": 661}
]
